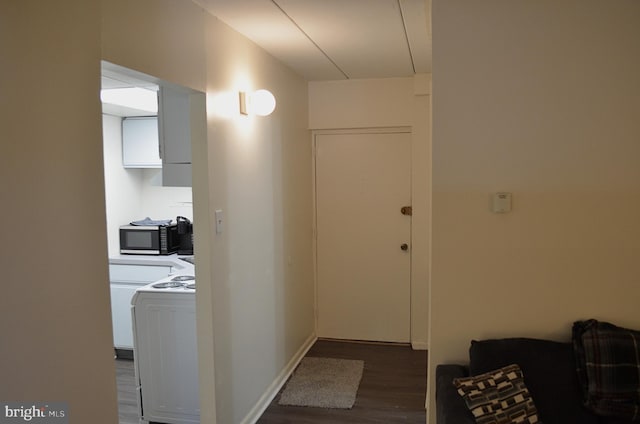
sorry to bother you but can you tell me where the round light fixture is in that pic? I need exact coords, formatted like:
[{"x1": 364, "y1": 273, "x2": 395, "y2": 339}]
[{"x1": 252, "y1": 89, "x2": 276, "y2": 116}]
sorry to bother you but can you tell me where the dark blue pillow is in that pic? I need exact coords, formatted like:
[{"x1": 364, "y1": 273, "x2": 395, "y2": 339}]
[{"x1": 469, "y1": 338, "x2": 598, "y2": 424}]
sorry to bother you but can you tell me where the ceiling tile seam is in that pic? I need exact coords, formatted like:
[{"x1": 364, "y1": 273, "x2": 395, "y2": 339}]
[
  {"x1": 270, "y1": 0, "x2": 350, "y2": 80},
  {"x1": 398, "y1": 0, "x2": 416, "y2": 74}
]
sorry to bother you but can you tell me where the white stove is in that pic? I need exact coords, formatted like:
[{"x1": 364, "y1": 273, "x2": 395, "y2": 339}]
[
  {"x1": 131, "y1": 272, "x2": 199, "y2": 424},
  {"x1": 134, "y1": 273, "x2": 196, "y2": 294}
]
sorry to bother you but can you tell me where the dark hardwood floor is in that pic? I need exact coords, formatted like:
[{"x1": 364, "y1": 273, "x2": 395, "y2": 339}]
[
  {"x1": 116, "y1": 339, "x2": 427, "y2": 424},
  {"x1": 115, "y1": 358, "x2": 139, "y2": 424},
  {"x1": 258, "y1": 339, "x2": 427, "y2": 424}
]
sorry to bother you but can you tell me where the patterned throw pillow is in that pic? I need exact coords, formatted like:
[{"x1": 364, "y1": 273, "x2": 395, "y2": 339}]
[
  {"x1": 573, "y1": 319, "x2": 640, "y2": 421},
  {"x1": 453, "y1": 364, "x2": 541, "y2": 424}
]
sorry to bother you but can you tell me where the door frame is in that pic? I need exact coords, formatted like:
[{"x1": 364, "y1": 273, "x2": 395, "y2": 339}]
[{"x1": 311, "y1": 126, "x2": 413, "y2": 343}]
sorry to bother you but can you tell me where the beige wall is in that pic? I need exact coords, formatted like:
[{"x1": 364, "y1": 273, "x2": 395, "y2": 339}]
[
  {"x1": 101, "y1": 0, "x2": 207, "y2": 92},
  {"x1": 428, "y1": 1, "x2": 640, "y2": 422},
  {"x1": 2, "y1": 0, "x2": 314, "y2": 422},
  {"x1": 309, "y1": 77, "x2": 414, "y2": 128},
  {"x1": 102, "y1": 2, "x2": 315, "y2": 423},
  {"x1": 202, "y1": 14, "x2": 315, "y2": 424},
  {"x1": 309, "y1": 76, "x2": 431, "y2": 348},
  {"x1": 0, "y1": 1, "x2": 119, "y2": 423}
]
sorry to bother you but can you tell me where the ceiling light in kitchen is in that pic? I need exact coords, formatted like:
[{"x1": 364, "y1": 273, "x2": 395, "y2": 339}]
[{"x1": 101, "y1": 87, "x2": 158, "y2": 114}]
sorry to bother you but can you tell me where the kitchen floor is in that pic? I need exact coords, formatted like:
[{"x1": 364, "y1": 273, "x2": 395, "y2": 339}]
[
  {"x1": 115, "y1": 358, "x2": 138, "y2": 424},
  {"x1": 116, "y1": 340, "x2": 427, "y2": 424}
]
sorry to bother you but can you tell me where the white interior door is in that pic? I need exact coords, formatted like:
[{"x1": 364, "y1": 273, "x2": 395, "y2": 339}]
[{"x1": 315, "y1": 131, "x2": 411, "y2": 343}]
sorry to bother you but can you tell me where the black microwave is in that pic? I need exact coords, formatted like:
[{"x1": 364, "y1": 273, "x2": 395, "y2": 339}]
[{"x1": 119, "y1": 224, "x2": 180, "y2": 255}]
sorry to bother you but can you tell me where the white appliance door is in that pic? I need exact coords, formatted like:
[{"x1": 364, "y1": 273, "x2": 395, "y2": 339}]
[
  {"x1": 110, "y1": 284, "x2": 139, "y2": 349},
  {"x1": 134, "y1": 294, "x2": 199, "y2": 424}
]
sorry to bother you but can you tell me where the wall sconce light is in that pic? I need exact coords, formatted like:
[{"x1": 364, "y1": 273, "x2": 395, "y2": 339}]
[{"x1": 239, "y1": 89, "x2": 276, "y2": 116}]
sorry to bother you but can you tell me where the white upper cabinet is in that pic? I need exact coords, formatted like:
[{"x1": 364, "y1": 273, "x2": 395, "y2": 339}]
[
  {"x1": 158, "y1": 86, "x2": 192, "y2": 187},
  {"x1": 122, "y1": 116, "x2": 161, "y2": 168},
  {"x1": 102, "y1": 62, "x2": 204, "y2": 188}
]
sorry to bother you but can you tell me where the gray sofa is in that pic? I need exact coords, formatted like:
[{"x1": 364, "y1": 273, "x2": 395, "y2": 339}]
[{"x1": 435, "y1": 337, "x2": 635, "y2": 424}]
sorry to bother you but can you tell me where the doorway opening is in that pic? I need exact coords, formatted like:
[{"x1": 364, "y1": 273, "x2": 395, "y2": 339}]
[{"x1": 100, "y1": 61, "x2": 206, "y2": 423}]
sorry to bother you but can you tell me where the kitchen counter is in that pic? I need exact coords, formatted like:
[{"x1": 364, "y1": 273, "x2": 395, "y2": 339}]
[
  {"x1": 109, "y1": 253, "x2": 195, "y2": 273},
  {"x1": 108, "y1": 253, "x2": 196, "y2": 353}
]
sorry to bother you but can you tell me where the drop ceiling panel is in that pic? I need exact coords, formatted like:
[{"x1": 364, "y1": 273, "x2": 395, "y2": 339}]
[
  {"x1": 196, "y1": 0, "x2": 346, "y2": 80},
  {"x1": 400, "y1": 0, "x2": 432, "y2": 73},
  {"x1": 195, "y1": 0, "x2": 431, "y2": 81},
  {"x1": 276, "y1": 0, "x2": 414, "y2": 79}
]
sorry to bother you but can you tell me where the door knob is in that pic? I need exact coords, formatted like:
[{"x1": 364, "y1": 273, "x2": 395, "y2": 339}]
[
  {"x1": 401, "y1": 206, "x2": 413, "y2": 216},
  {"x1": 400, "y1": 243, "x2": 409, "y2": 251}
]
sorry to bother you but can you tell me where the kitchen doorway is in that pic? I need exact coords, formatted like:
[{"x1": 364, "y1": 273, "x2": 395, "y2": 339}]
[{"x1": 100, "y1": 61, "x2": 207, "y2": 423}]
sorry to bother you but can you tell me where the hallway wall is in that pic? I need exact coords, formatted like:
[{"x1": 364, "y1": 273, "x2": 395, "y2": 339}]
[
  {"x1": 102, "y1": 2, "x2": 315, "y2": 422},
  {"x1": 309, "y1": 76, "x2": 431, "y2": 348},
  {"x1": 0, "y1": 1, "x2": 119, "y2": 422},
  {"x1": 428, "y1": 1, "x2": 640, "y2": 422}
]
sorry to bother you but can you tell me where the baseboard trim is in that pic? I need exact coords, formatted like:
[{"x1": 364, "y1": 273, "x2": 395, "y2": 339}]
[
  {"x1": 241, "y1": 332, "x2": 317, "y2": 424},
  {"x1": 411, "y1": 341, "x2": 428, "y2": 351}
]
